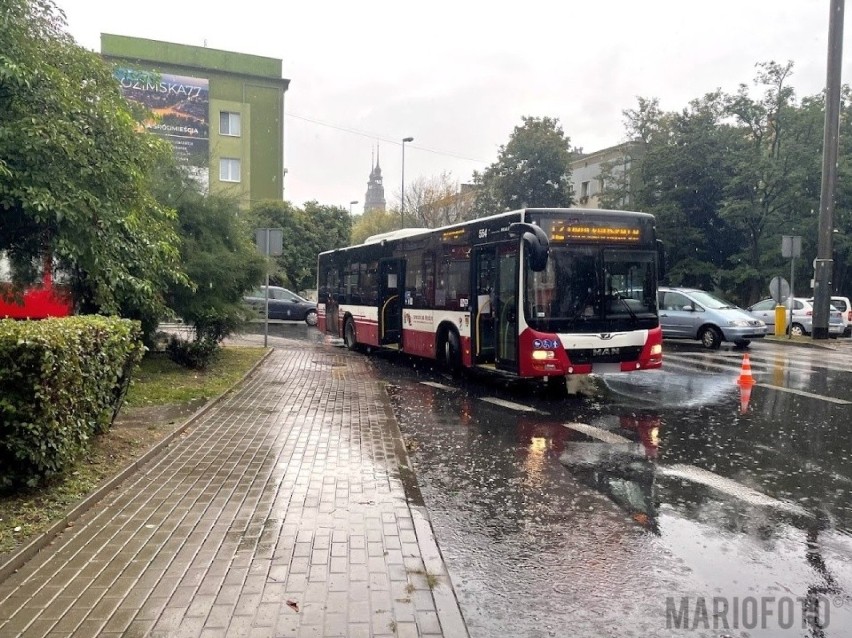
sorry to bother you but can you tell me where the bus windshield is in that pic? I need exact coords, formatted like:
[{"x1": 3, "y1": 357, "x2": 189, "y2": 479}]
[{"x1": 524, "y1": 246, "x2": 658, "y2": 333}]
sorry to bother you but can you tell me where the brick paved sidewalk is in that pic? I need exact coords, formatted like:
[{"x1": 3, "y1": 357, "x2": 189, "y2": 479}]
[{"x1": 0, "y1": 339, "x2": 468, "y2": 637}]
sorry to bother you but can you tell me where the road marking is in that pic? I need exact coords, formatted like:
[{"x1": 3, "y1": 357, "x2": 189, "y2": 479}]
[
  {"x1": 753, "y1": 383, "x2": 852, "y2": 405},
  {"x1": 563, "y1": 422, "x2": 631, "y2": 445},
  {"x1": 420, "y1": 381, "x2": 456, "y2": 391},
  {"x1": 480, "y1": 397, "x2": 541, "y2": 413},
  {"x1": 666, "y1": 351, "x2": 849, "y2": 376},
  {"x1": 662, "y1": 357, "x2": 746, "y2": 374},
  {"x1": 658, "y1": 463, "x2": 810, "y2": 517},
  {"x1": 662, "y1": 358, "x2": 850, "y2": 404}
]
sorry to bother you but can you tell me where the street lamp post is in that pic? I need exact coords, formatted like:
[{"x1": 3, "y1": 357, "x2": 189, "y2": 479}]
[
  {"x1": 349, "y1": 200, "x2": 358, "y2": 215},
  {"x1": 401, "y1": 136, "x2": 413, "y2": 228}
]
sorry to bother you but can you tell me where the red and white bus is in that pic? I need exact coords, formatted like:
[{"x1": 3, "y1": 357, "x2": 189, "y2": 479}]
[{"x1": 317, "y1": 208, "x2": 663, "y2": 381}]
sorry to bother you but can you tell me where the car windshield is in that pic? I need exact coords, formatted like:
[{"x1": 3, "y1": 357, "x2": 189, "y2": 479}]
[{"x1": 685, "y1": 290, "x2": 737, "y2": 310}]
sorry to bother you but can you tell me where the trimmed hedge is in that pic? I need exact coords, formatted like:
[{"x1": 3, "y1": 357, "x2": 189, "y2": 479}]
[{"x1": 0, "y1": 316, "x2": 144, "y2": 489}]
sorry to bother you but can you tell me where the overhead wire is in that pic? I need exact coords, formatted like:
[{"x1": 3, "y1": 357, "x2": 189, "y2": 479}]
[{"x1": 284, "y1": 111, "x2": 490, "y2": 165}]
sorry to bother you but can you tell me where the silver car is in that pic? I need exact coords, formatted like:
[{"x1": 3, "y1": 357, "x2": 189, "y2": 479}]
[
  {"x1": 747, "y1": 297, "x2": 844, "y2": 337},
  {"x1": 658, "y1": 287, "x2": 767, "y2": 349}
]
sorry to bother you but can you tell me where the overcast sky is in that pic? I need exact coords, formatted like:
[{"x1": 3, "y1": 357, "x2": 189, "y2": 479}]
[{"x1": 55, "y1": 0, "x2": 849, "y2": 211}]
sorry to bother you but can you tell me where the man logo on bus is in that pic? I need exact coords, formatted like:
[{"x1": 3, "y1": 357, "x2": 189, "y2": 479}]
[{"x1": 599, "y1": 333, "x2": 614, "y2": 340}]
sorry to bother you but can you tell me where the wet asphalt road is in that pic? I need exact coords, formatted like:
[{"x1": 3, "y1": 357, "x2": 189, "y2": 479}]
[{"x1": 248, "y1": 324, "x2": 852, "y2": 637}]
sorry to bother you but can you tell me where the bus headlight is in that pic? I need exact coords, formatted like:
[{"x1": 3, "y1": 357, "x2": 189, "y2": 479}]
[
  {"x1": 650, "y1": 344, "x2": 662, "y2": 356},
  {"x1": 532, "y1": 350, "x2": 555, "y2": 360}
]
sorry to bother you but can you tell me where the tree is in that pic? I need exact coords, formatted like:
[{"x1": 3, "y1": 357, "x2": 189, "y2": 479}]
[
  {"x1": 154, "y1": 167, "x2": 266, "y2": 344},
  {"x1": 0, "y1": 0, "x2": 186, "y2": 324},
  {"x1": 405, "y1": 172, "x2": 474, "y2": 228},
  {"x1": 249, "y1": 200, "x2": 350, "y2": 293},
  {"x1": 720, "y1": 61, "x2": 821, "y2": 302},
  {"x1": 613, "y1": 94, "x2": 744, "y2": 292},
  {"x1": 471, "y1": 116, "x2": 575, "y2": 215},
  {"x1": 351, "y1": 208, "x2": 399, "y2": 244}
]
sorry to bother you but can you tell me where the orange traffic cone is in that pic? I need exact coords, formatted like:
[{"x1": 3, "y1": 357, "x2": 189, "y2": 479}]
[
  {"x1": 739, "y1": 382, "x2": 753, "y2": 413},
  {"x1": 737, "y1": 353, "x2": 756, "y2": 387}
]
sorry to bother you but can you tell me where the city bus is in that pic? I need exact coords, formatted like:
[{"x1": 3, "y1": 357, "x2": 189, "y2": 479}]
[{"x1": 317, "y1": 208, "x2": 663, "y2": 381}]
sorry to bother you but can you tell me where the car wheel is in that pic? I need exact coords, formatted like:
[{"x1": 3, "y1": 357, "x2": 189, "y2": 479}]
[
  {"x1": 734, "y1": 340, "x2": 751, "y2": 349},
  {"x1": 344, "y1": 317, "x2": 358, "y2": 351},
  {"x1": 442, "y1": 329, "x2": 462, "y2": 375},
  {"x1": 699, "y1": 326, "x2": 722, "y2": 350},
  {"x1": 789, "y1": 323, "x2": 805, "y2": 337},
  {"x1": 305, "y1": 309, "x2": 318, "y2": 327}
]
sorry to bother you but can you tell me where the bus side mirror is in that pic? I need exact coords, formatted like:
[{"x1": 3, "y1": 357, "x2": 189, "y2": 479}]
[
  {"x1": 656, "y1": 239, "x2": 667, "y2": 281},
  {"x1": 509, "y1": 222, "x2": 549, "y2": 272}
]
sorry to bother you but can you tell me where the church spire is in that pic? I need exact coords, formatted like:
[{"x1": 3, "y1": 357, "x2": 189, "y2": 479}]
[{"x1": 365, "y1": 143, "x2": 386, "y2": 213}]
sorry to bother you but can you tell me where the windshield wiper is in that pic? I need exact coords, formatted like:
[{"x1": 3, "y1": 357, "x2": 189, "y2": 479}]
[{"x1": 613, "y1": 293, "x2": 638, "y2": 322}]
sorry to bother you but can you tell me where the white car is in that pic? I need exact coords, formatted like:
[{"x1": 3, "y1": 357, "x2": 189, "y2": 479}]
[
  {"x1": 808, "y1": 296, "x2": 851, "y2": 337},
  {"x1": 747, "y1": 297, "x2": 844, "y2": 337}
]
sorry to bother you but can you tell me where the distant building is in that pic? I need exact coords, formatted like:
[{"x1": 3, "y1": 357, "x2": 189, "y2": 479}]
[
  {"x1": 100, "y1": 34, "x2": 290, "y2": 208},
  {"x1": 364, "y1": 148, "x2": 387, "y2": 213},
  {"x1": 570, "y1": 141, "x2": 642, "y2": 209}
]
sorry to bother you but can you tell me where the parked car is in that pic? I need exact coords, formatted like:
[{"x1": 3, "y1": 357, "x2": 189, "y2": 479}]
[
  {"x1": 806, "y1": 296, "x2": 851, "y2": 337},
  {"x1": 244, "y1": 286, "x2": 318, "y2": 326},
  {"x1": 657, "y1": 287, "x2": 767, "y2": 349},
  {"x1": 747, "y1": 297, "x2": 844, "y2": 337}
]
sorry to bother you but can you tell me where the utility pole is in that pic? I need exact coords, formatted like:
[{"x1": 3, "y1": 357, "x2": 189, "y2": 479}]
[
  {"x1": 813, "y1": 0, "x2": 845, "y2": 339},
  {"x1": 400, "y1": 137, "x2": 413, "y2": 228}
]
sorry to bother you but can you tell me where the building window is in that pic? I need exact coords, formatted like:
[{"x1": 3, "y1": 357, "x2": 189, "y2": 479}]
[
  {"x1": 581, "y1": 181, "x2": 590, "y2": 199},
  {"x1": 220, "y1": 111, "x2": 241, "y2": 136},
  {"x1": 220, "y1": 158, "x2": 241, "y2": 182}
]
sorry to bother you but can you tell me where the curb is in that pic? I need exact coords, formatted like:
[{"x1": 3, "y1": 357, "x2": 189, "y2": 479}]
[
  {"x1": 763, "y1": 336, "x2": 840, "y2": 350},
  {"x1": 0, "y1": 347, "x2": 273, "y2": 583}
]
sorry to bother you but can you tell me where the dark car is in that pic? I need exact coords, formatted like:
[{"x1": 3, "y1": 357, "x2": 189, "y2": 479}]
[{"x1": 244, "y1": 286, "x2": 317, "y2": 326}]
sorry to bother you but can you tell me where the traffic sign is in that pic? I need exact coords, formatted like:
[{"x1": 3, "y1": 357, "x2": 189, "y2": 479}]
[{"x1": 769, "y1": 276, "x2": 790, "y2": 304}]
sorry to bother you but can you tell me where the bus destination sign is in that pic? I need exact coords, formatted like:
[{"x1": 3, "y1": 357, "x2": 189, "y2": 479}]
[{"x1": 549, "y1": 221, "x2": 642, "y2": 243}]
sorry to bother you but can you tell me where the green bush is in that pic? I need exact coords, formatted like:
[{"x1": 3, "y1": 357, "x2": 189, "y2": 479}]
[
  {"x1": 166, "y1": 335, "x2": 219, "y2": 370},
  {"x1": 0, "y1": 316, "x2": 144, "y2": 489}
]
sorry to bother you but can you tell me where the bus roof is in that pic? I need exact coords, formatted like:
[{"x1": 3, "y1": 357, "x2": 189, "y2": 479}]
[
  {"x1": 363, "y1": 228, "x2": 431, "y2": 244},
  {"x1": 321, "y1": 207, "x2": 654, "y2": 256}
]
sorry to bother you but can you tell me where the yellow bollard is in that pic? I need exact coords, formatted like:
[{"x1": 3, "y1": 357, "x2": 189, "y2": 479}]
[{"x1": 774, "y1": 305, "x2": 787, "y2": 336}]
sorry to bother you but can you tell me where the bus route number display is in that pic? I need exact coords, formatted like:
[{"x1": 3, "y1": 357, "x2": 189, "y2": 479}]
[{"x1": 549, "y1": 221, "x2": 642, "y2": 243}]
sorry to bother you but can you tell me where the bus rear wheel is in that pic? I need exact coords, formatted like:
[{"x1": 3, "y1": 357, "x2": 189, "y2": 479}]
[
  {"x1": 344, "y1": 317, "x2": 358, "y2": 351},
  {"x1": 442, "y1": 329, "x2": 461, "y2": 375}
]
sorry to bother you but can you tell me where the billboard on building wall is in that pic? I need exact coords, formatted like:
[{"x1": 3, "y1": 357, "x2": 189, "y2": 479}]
[{"x1": 115, "y1": 68, "x2": 210, "y2": 192}]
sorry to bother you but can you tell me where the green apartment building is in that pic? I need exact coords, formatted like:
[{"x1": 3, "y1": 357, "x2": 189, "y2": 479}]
[{"x1": 101, "y1": 34, "x2": 290, "y2": 207}]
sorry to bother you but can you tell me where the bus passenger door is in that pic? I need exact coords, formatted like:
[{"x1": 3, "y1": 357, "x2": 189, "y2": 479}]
[
  {"x1": 379, "y1": 259, "x2": 405, "y2": 346},
  {"x1": 473, "y1": 247, "x2": 496, "y2": 363},
  {"x1": 495, "y1": 244, "x2": 519, "y2": 372}
]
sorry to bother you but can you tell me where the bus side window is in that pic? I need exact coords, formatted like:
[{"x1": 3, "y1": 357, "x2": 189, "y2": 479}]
[
  {"x1": 363, "y1": 262, "x2": 378, "y2": 304},
  {"x1": 447, "y1": 260, "x2": 470, "y2": 308},
  {"x1": 435, "y1": 259, "x2": 448, "y2": 308},
  {"x1": 423, "y1": 251, "x2": 435, "y2": 307},
  {"x1": 406, "y1": 255, "x2": 421, "y2": 307}
]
